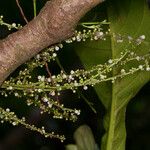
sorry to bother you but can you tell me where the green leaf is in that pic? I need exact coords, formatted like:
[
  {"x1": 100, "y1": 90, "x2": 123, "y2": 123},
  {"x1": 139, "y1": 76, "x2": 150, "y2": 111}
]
[
  {"x1": 65, "y1": 125, "x2": 99, "y2": 150},
  {"x1": 66, "y1": 144, "x2": 78, "y2": 150},
  {"x1": 73, "y1": 0, "x2": 150, "y2": 150},
  {"x1": 74, "y1": 125, "x2": 98, "y2": 150}
]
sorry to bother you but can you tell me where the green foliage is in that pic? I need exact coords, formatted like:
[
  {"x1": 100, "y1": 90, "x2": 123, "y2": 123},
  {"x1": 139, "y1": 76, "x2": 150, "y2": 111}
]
[
  {"x1": 66, "y1": 125, "x2": 99, "y2": 150},
  {"x1": 74, "y1": 0, "x2": 150, "y2": 150}
]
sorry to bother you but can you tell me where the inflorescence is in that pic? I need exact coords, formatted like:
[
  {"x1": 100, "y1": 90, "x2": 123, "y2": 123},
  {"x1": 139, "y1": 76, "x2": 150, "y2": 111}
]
[
  {"x1": 0, "y1": 107, "x2": 65, "y2": 142},
  {"x1": 0, "y1": 15, "x2": 22, "y2": 30},
  {"x1": 0, "y1": 17, "x2": 150, "y2": 142}
]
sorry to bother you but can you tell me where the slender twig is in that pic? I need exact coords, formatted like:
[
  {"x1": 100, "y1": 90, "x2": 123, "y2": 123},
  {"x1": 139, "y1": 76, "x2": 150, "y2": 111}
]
[
  {"x1": 45, "y1": 62, "x2": 52, "y2": 78},
  {"x1": 77, "y1": 90, "x2": 97, "y2": 113},
  {"x1": 55, "y1": 57, "x2": 66, "y2": 73},
  {"x1": 16, "y1": 0, "x2": 28, "y2": 23},
  {"x1": 45, "y1": 62, "x2": 59, "y2": 102}
]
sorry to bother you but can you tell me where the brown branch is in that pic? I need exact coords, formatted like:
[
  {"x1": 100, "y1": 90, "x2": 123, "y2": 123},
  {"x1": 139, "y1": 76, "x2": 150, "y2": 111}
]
[{"x1": 0, "y1": 0, "x2": 103, "y2": 86}]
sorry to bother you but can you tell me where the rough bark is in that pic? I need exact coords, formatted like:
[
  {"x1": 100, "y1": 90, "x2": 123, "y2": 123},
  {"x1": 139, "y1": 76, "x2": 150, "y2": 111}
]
[{"x1": 0, "y1": 0, "x2": 103, "y2": 85}]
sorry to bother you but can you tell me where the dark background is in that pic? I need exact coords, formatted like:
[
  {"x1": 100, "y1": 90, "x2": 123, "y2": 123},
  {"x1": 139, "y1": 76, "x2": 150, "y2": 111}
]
[{"x1": 0, "y1": 0, "x2": 150, "y2": 150}]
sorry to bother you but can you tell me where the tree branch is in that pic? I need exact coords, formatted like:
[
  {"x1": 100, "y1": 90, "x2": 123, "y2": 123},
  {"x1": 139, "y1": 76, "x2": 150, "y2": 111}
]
[{"x1": 0, "y1": 0, "x2": 103, "y2": 86}]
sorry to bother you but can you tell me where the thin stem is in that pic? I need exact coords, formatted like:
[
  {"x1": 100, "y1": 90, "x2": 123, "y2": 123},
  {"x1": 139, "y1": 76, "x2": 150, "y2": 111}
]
[
  {"x1": 16, "y1": 0, "x2": 28, "y2": 23},
  {"x1": 55, "y1": 57, "x2": 67, "y2": 74},
  {"x1": 77, "y1": 90, "x2": 96, "y2": 113},
  {"x1": 33, "y1": 0, "x2": 37, "y2": 18},
  {"x1": 45, "y1": 62, "x2": 59, "y2": 102},
  {"x1": 79, "y1": 20, "x2": 110, "y2": 29},
  {"x1": 79, "y1": 20, "x2": 110, "y2": 26}
]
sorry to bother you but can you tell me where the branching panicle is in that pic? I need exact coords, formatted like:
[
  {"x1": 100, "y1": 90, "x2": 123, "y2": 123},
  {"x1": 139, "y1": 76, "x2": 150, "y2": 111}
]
[{"x1": 0, "y1": 17, "x2": 150, "y2": 141}]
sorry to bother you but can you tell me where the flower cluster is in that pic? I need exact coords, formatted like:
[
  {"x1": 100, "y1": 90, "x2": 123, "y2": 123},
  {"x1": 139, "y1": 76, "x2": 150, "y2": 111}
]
[
  {"x1": 0, "y1": 107, "x2": 65, "y2": 142},
  {"x1": 2, "y1": 50, "x2": 149, "y2": 92},
  {"x1": 0, "y1": 19, "x2": 150, "y2": 141},
  {"x1": 1, "y1": 49, "x2": 149, "y2": 123},
  {"x1": 0, "y1": 15, "x2": 22, "y2": 30},
  {"x1": 26, "y1": 44, "x2": 63, "y2": 70},
  {"x1": 66, "y1": 20, "x2": 110, "y2": 43}
]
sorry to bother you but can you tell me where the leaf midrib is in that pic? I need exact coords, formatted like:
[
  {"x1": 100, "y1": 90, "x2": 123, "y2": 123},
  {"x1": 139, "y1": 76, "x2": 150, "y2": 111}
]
[
  {"x1": 105, "y1": 1, "x2": 146, "y2": 149},
  {"x1": 105, "y1": 29, "x2": 116, "y2": 150}
]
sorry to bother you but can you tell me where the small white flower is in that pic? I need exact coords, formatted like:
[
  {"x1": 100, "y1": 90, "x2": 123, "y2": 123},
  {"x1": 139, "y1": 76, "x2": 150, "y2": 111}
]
[
  {"x1": 72, "y1": 37, "x2": 76, "y2": 41},
  {"x1": 38, "y1": 89, "x2": 42, "y2": 93},
  {"x1": 6, "y1": 108, "x2": 10, "y2": 112},
  {"x1": 121, "y1": 69, "x2": 126, "y2": 74},
  {"x1": 38, "y1": 76, "x2": 42, "y2": 80},
  {"x1": 99, "y1": 31, "x2": 104, "y2": 36},
  {"x1": 51, "y1": 91, "x2": 55, "y2": 96},
  {"x1": 62, "y1": 74, "x2": 67, "y2": 79},
  {"x1": 76, "y1": 35, "x2": 82, "y2": 42},
  {"x1": 12, "y1": 122, "x2": 17, "y2": 126},
  {"x1": 12, "y1": 23, "x2": 16, "y2": 28},
  {"x1": 136, "y1": 56, "x2": 140, "y2": 61},
  {"x1": 83, "y1": 86, "x2": 88, "y2": 90},
  {"x1": 70, "y1": 70, "x2": 74, "y2": 74},
  {"x1": 146, "y1": 67, "x2": 150, "y2": 71},
  {"x1": 139, "y1": 65, "x2": 143, "y2": 70},
  {"x1": 55, "y1": 46, "x2": 59, "y2": 51},
  {"x1": 40, "y1": 76, "x2": 45, "y2": 82},
  {"x1": 52, "y1": 53, "x2": 57, "y2": 57},
  {"x1": 36, "y1": 54, "x2": 40, "y2": 59},
  {"x1": 74, "y1": 82, "x2": 78, "y2": 86},
  {"x1": 43, "y1": 97, "x2": 48, "y2": 102},
  {"x1": 73, "y1": 90, "x2": 76, "y2": 93},
  {"x1": 48, "y1": 102, "x2": 52, "y2": 108},
  {"x1": 75, "y1": 109, "x2": 81, "y2": 115},
  {"x1": 47, "y1": 78, "x2": 51, "y2": 82},
  {"x1": 14, "y1": 93, "x2": 19, "y2": 97},
  {"x1": 69, "y1": 75, "x2": 73, "y2": 80},
  {"x1": 117, "y1": 39, "x2": 123, "y2": 43},
  {"x1": 128, "y1": 36, "x2": 133, "y2": 41},
  {"x1": 52, "y1": 75, "x2": 56, "y2": 79},
  {"x1": 108, "y1": 59, "x2": 113, "y2": 64},
  {"x1": 100, "y1": 74, "x2": 106, "y2": 80},
  {"x1": 7, "y1": 86, "x2": 13, "y2": 90},
  {"x1": 140, "y1": 35, "x2": 145, "y2": 40},
  {"x1": 130, "y1": 52, "x2": 134, "y2": 56},
  {"x1": 94, "y1": 36, "x2": 98, "y2": 40},
  {"x1": 95, "y1": 31, "x2": 104, "y2": 37}
]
